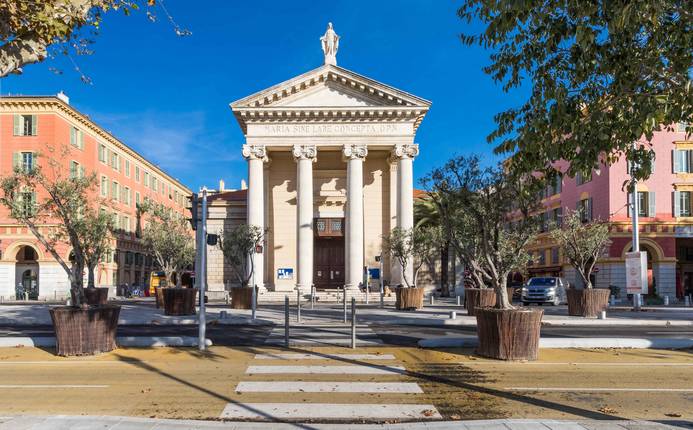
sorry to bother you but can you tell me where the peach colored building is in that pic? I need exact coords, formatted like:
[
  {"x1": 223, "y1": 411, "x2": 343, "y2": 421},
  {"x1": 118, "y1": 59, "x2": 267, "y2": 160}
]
[
  {"x1": 0, "y1": 94, "x2": 191, "y2": 300},
  {"x1": 527, "y1": 124, "x2": 692, "y2": 299}
]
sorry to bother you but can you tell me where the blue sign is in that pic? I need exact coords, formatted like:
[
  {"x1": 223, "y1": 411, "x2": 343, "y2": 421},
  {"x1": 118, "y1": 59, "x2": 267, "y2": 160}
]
[
  {"x1": 368, "y1": 268, "x2": 381, "y2": 280},
  {"x1": 277, "y1": 268, "x2": 294, "y2": 280}
]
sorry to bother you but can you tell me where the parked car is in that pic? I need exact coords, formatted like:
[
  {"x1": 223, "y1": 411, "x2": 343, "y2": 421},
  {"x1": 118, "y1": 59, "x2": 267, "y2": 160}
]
[{"x1": 522, "y1": 277, "x2": 568, "y2": 306}]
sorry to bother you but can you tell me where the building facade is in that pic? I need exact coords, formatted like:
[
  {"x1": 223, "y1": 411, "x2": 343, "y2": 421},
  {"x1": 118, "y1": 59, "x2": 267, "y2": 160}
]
[
  {"x1": 527, "y1": 124, "x2": 692, "y2": 299},
  {"x1": 205, "y1": 24, "x2": 430, "y2": 296},
  {"x1": 0, "y1": 94, "x2": 191, "y2": 299}
]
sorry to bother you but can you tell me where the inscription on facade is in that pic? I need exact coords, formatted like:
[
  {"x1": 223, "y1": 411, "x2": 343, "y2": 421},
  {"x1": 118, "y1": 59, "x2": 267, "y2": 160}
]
[{"x1": 249, "y1": 123, "x2": 410, "y2": 137}]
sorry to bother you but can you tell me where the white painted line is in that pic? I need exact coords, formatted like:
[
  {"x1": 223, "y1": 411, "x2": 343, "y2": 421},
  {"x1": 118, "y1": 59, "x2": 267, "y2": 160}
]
[
  {"x1": 0, "y1": 361, "x2": 126, "y2": 365},
  {"x1": 0, "y1": 336, "x2": 213, "y2": 348},
  {"x1": 235, "y1": 381, "x2": 423, "y2": 393},
  {"x1": 462, "y1": 361, "x2": 693, "y2": 366},
  {"x1": 264, "y1": 338, "x2": 384, "y2": 345},
  {"x1": 506, "y1": 387, "x2": 693, "y2": 392},
  {"x1": 0, "y1": 385, "x2": 109, "y2": 389},
  {"x1": 246, "y1": 365, "x2": 405, "y2": 375},
  {"x1": 219, "y1": 403, "x2": 441, "y2": 420},
  {"x1": 418, "y1": 336, "x2": 693, "y2": 350},
  {"x1": 254, "y1": 353, "x2": 397, "y2": 360}
]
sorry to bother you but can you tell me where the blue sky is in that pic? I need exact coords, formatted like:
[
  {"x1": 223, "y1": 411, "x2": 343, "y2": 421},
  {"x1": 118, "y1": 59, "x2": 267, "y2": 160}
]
[{"x1": 1, "y1": 0, "x2": 525, "y2": 191}]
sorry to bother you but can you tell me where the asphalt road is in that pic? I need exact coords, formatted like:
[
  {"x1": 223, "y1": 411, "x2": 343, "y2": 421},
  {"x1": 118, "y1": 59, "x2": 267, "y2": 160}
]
[{"x1": 0, "y1": 324, "x2": 690, "y2": 346}]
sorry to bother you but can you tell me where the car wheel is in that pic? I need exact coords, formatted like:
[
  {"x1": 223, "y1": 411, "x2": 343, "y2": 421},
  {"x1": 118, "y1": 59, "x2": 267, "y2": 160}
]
[{"x1": 522, "y1": 301, "x2": 529, "y2": 306}]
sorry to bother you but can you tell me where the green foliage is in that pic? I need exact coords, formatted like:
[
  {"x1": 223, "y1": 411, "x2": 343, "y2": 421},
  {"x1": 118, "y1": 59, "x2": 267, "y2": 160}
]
[
  {"x1": 458, "y1": 1, "x2": 692, "y2": 181},
  {"x1": 217, "y1": 224, "x2": 266, "y2": 287},
  {"x1": 550, "y1": 210, "x2": 611, "y2": 289},
  {"x1": 139, "y1": 199, "x2": 194, "y2": 287},
  {"x1": 383, "y1": 225, "x2": 442, "y2": 288},
  {"x1": 424, "y1": 155, "x2": 542, "y2": 309}
]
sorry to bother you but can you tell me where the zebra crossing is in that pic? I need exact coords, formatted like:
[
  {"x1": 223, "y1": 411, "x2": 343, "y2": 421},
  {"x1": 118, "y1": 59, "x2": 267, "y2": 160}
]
[
  {"x1": 220, "y1": 351, "x2": 441, "y2": 421},
  {"x1": 263, "y1": 324, "x2": 384, "y2": 346}
]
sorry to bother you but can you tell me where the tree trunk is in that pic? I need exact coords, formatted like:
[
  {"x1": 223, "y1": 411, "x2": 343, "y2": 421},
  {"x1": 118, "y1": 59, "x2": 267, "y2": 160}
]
[
  {"x1": 440, "y1": 242, "x2": 450, "y2": 296},
  {"x1": 87, "y1": 263, "x2": 96, "y2": 288},
  {"x1": 495, "y1": 277, "x2": 514, "y2": 309},
  {"x1": 175, "y1": 272, "x2": 182, "y2": 288}
]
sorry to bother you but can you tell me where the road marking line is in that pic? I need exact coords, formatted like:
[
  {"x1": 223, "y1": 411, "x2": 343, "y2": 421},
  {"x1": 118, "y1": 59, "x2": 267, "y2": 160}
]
[
  {"x1": 0, "y1": 361, "x2": 126, "y2": 365},
  {"x1": 219, "y1": 403, "x2": 441, "y2": 419},
  {"x1": 246, "y1": 365, "x2": 405, "y2": 375},
  {"x1": 506, "y1": 387, "x2": 693, "y2": 392},
  {"x1": 254, "y1": 353, "x2": 396, "y2": 360},
  {"x1": 235, "y1": 382, "x2": 423, "y2": 393},
  {"x1": 462, "y1": 362, "x2": 693, "y2": 366},
  {"x1": 0, "y1": 385, "x2": 109, "y2": 389}
]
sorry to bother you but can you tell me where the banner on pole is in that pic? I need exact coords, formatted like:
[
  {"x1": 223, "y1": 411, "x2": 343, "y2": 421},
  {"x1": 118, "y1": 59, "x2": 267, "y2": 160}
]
[{"x1": 625, "y1": 251, "x2": 648, "y2": 294}]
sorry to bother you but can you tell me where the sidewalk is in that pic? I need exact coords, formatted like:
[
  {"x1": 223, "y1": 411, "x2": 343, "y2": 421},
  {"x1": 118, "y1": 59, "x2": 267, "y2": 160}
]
[
  {"x1": 0, "y1": 415, "x2": 688, "y2": 429},
  {"x1": 0, "y1": 300, "x2": 692, "y2": 327}
]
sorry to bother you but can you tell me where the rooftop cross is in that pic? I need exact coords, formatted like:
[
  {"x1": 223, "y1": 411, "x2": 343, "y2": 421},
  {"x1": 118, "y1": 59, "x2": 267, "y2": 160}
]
[{"x1": 320, "y1": 22, "x2": 339, "y2": 66}]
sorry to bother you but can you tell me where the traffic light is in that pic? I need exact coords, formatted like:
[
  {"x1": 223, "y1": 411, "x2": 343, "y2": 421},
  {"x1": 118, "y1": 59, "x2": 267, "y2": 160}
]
[{"x1": 189, "y1": 193, "x2": 198, "y2": 230}]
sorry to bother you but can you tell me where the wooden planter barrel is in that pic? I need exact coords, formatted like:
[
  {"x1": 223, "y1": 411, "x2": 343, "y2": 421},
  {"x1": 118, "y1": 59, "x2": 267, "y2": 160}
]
[
  {"x1": 567, "y1": 288, "x2": 611, "y2": 317},
  {"x1": 465, "y1": 288, "x2": 496, "y2": 316},
  {"x1": 475, "y1": 307, "x2": 543, "y2": 361},
  {"x1": 49, "y1": 305, "x2": 120, "y2": 356},
  {"x1": 230, "y1": 288, "x2": 257, "y2": 309},
  {"x1": 83, "y1": 287, "x2": 109, "y2": 305},
  {"x1": 395, "y1": 287, "x2": 424, "y2": 310},
  {"x1": 162, "y1": 288, "x2": 198, "y2": 316}
]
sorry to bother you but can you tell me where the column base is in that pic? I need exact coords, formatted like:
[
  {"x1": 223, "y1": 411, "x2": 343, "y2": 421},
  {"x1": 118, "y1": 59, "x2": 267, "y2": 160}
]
[{"x1": 344, "y1": 283, "x2": 360, "y2": 291}]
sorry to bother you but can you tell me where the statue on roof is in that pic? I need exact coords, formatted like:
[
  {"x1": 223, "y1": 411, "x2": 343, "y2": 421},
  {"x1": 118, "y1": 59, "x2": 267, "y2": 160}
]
[{"x1": 320, "y1": 22, "x2": 339, "y2": 66}]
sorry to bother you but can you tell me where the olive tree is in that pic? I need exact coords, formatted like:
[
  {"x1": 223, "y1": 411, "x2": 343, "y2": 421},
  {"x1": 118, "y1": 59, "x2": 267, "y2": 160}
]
[
  {"x1": 550, "y1": 210, "x2": 611, "y2": 289},
  {"x1": 139, "y1": 199, "x2": 194, "y2": 287},
  {"x1": 425, "y1": 155, "x2": 541, "y2": 309},
  {"x1": 458, "y1": 1, "x2": 691, "y2": 180},
  {"x1": 0, "y1": 146, "x2": 114, "y2": 305},
  {"x1": 217, "y1": 224, "x2": 265, "y2": 288},
  {"x1": 383, "y1": 225, "x2": 442, "y2": 288}
]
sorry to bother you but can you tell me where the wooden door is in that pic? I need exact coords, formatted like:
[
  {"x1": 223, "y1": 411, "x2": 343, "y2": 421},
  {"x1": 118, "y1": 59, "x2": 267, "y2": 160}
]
[{"x1": 314, "y1": 237, "x2": 345, "y2": 289}]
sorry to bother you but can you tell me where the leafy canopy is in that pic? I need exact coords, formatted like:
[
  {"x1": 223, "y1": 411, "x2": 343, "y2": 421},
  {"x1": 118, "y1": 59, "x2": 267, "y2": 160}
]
[
  {"x1": 459, "y1": 1, "x2": 692, "y2": 180},
  {"x1": 217, "y1": 224, "x2": 266, "y2": 288},
  {"x1": 382, "y1": 225, "x2": 441, "y2": 288}
]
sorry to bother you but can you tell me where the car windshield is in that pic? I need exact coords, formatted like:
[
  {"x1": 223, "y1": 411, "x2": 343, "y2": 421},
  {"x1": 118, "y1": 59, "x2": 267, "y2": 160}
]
[{"x1": 527, "y1": 278, "x2": 556, "y2": 286}]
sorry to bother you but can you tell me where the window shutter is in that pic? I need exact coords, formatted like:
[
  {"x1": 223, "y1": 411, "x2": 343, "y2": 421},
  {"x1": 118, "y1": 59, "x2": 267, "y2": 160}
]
[
  {"x1": 650, "y1": 157, "x2": 655, "y2": 174},
  {"x1": 79, "y1": 130, "x2": 84, "y2": 149},
  {"x1": 648, "y1": 192, "x2": 656, "y2": 217},
  {"x1": 673, "y1": 150, "x2": 680, "y2": 173},
  {"x1": 30, "y1": 115, "x2": 37, "y2": 135},
  {"x1": 70, "y1": 127, "x2": 75, "y2": 146},
  {"x1": 12, "y1": 152, "x2": 21, "y2": 169},
  {"x1": 673, "y1": 191, "x2": 681, "y2": 217},
  {"x1": 588, "y1": 198, "x2": 593, "y2": 221},
  {"x1": 80, "y1": 166, "x2": 85, "y2": 178},
  {"x1": 13, "y1": 115, "x2": 21, "y2": 136}
]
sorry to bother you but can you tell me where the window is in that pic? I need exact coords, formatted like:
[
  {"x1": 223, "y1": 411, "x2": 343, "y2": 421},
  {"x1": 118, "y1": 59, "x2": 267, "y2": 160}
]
[
  {"x1": 110, "y1": 151, "x2": 120, "y2": 171},
  {"x1": 100, "y1": 176, "x2": 109, "y2": 197},
  {"x1": 152, "y1": 177, "x2": 158, "y2": 192},
  {"x1": 98, "y1": 144, "x2": 107, "y2": 163},
  {"x1": 674, "y1": 191, "x2": 692, "y2": 217},
  {"x1": 135, "y1": 192, "x2": 141, "y2": 206},
  {"x1": 143, "y1": 171, "x2": 150, "y2": 188},
  {"x1": 551, "y1": 207, "x2": 563, "y2": 227},
  {"x1": 111, "y1": 181, "x2": 119, "y2": 201},
  {"x1": 125, "y1": 160, "x2": 130, "y2": 177},
  {"x1": 123, "y1": 187, "x2": 131, "y2": 206},
  {"x1": 13, "y1": 114, "x2": 37, "y2": 136},
  {"x1": 673, "y1": 149, "x2": 693, "y2": 173},
  {"x1": 69, "y1": 161, "x2": 82, "y2": 178},
  {"x1": 576, "y1": 170, "x2": 592, "y2": 186},
  {"x1": 677, "y1": 122, "x2": 690, "y2": 133},
  {"x1": 577, "y1": 198, "x2": 593, "y2": 222},
  {"x1": 135, "y1": 166, "x2": 140, "y2": 182},
  {"x1": 628, "y1": 191, "x2": 655, "y2": 217},
  {"x1": 16, "y1": 191, "x2": 36, "y2": 217},
  {"x1": 13, "y1": 152, "x2": 35, "y2": 173},
  {"x1": 551, "y1": 247, "x2": 560, "y2": 265},
  {"x1": 70, "y1": 127, "x2": 84, "y2": 149},
  {"x1": 537, "y1": 250, "x2": 546, "y2": 266}
]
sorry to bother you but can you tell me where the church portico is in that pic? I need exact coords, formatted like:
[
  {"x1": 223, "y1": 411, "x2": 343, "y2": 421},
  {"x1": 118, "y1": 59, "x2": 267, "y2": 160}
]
[{"x1": 228, "y1": 23, "x2": 430, "y2": 294}]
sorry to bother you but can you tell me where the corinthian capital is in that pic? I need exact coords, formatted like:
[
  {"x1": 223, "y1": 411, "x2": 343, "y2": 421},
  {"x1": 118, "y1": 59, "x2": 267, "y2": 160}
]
[
  {"x1": 242, "y1": 144, "x2": 268, "y2": 161},
  {"x1": 342, "y1": 144, "x2": 368, "y2": 161},
  {"x1": 292, "y1": 144, "x2": 317, "y2": 162},
  {"x1": 392, "y1": 143, "x2": 419, "y2": 160}
]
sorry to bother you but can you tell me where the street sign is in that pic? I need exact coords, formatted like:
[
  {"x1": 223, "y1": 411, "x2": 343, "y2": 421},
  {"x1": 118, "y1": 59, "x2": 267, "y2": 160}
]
[
  {"x1": 625, "y1": 251, "x2": 648, "y2": 294},
  {"x1": 277, "y1": 268, "x2": 293, "y2": 280}
]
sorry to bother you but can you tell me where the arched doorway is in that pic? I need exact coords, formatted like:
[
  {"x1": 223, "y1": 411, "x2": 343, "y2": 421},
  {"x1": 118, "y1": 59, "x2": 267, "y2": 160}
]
[{"x1": 15, "y1": 245, "x2": 39, "y2": 300}]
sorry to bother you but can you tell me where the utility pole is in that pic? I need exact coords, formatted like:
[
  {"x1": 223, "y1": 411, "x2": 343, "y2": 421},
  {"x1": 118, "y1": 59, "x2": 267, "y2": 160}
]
[
  {"x1": 197, "y1": 188, "x2": 208, "y2": 350},
  {"x1": 630, "y1": 149, "x2": 642, "y2": 311}
]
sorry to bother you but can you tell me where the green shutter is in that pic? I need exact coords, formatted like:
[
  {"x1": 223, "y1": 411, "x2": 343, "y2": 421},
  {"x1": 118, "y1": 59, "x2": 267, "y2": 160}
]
[
  {"x1": 673, "y1": 150, "x2": 680, "y2": 173},
  {"x1": 12, "y1": 152, "x2": 20, "y2": 169},
  {"x1": 648, "y1": 192, "x2": 656, "y2": 217},
  {"x1": 30, "y1": 115, "x2": 37, "y2": 136},
  {"x1": 80, "y1": 166, "x2": 85, "y2": 178},
  {"x1": 13, "y1": 115, "x2": 20, "y2": 136},
  {"x1": 78, "y1": 130, "x2": 84, "y2": 149},
  {"x1": 674, "y1": 191, "x2": 681, "y2": 217},
  {"x1": 70, "y1": 127, "x2": 75, "y2": 146}
]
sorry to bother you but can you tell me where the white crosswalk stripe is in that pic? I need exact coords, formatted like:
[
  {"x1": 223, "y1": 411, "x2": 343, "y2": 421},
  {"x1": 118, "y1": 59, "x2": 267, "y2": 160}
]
[
  {"x1": 219, "y1": 403, "x2": 441, "y2": 420},
  {"x1": 235, "y1": 381, "x2": 423, "y2": 393},
  {"x1": 254, "y1": 353, "x2": 396, "y2": 360},
  {"x1": 246, "y1": 365, "x2": 405, "y2": 375}
]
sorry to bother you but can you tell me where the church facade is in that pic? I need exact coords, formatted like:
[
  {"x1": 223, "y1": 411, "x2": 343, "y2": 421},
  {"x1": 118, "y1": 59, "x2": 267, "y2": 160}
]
[{"x1": 208, "y1": 24, "x2": 430, "y2": 295}]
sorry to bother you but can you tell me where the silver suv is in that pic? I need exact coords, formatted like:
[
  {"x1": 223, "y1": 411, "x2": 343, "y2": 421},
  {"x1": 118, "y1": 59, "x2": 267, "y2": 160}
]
[{"x1": 522, "y1": 277, "x2": 568, "y2": 306}]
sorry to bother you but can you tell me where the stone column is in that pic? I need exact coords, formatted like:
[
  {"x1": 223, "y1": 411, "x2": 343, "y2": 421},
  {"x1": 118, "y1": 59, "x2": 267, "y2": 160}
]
[
  {"x1": 242, "y1": 144, "x2": 268, "y2": 290},
  {"x1": 343, "y1": 144, "x2": 368, "y2": 290},
  {"x1": 293, "y1": 144, "x2": 317, "y2": 292},
  {"x1": 388, "y1": 159, "x2": 401, "y2": 286},
  {"x1": 393, "y1": 143, "x2": 419, "y2": 287}
]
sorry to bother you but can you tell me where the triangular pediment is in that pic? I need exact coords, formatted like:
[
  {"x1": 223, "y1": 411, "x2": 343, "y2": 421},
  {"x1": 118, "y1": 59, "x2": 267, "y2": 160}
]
[{"x1": 230, "y1": 64, "x2": 430, "y2": 110}]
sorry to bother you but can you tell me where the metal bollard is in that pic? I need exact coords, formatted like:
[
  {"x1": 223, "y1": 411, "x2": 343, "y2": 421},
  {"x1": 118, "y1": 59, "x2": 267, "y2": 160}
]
[
  {"x1": 220, "y1": 310, "x2": 228, "y2": 319},
  {"x1": 430, "y1": 295, "x2": 434, "y2": 305},
  {"x1": 251, "y1": 284, "x2": 257, "y2": 320},
  {"x1": 284, "y1": 295, "x2": 290, "y2": 347},
  {"x1": 380, "y1": 285, "x2": 384, "y2": 309},
  {"x1": 610, "y1": 295, "x2": 615, "y2": 306},
  {"x1": 343, "y1": 288, "x2": 348, "y2": 324},
  {"x1": 456, "y1": 295, "x2": 461, "y2": 306},
  {"x1": 599, "y1": 310, "x2": 607, "y2": 320},
  {"x1": 664, "y1": 296, "x2": 669, "y2": 306},
  {"x1": 685, "y1": 295, "x2": 691, "y2": 307},
  {"x1": 225, "y1": 292, "x2": 230, "y2": 305},
  {"x1": 366, "y1": 283, "x2": 369, "y2": 305},
  {"x1": 311, "y1": 284, "x2": 315, "y2": 310},
  {"x1": 297, "y1": 288, "x2": 301, "y2": 323},
  {"x1": 351, "y1": 297, "x2": 356, "y2": 349},
  {"x1": 449, "y1": 311, "x2": 457, "y2": 320}
]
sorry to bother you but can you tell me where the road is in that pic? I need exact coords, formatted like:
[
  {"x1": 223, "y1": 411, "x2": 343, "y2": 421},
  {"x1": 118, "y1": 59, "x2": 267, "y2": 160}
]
[{"x1": 0, "y1": 345, "x2": 691, "y2": 424}]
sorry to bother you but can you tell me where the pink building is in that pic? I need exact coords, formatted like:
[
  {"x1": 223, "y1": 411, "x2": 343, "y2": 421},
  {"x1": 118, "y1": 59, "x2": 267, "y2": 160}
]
[{"x1": 528, "y1": 124, "x2": 691, "y2": 299}]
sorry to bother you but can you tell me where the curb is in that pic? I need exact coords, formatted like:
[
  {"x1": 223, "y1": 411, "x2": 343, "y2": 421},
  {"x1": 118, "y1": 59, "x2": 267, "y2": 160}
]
[
  {"x1": 418, "y1": 336, "x2": 693, "y2": 349},
  {"x1": 0, "y1": 336, "x2": 213, "y2": 348},
  {"x1": 148, "y1": 317, "x2": 273, "y2": 326},
  {"x1": 376, "y1": 317, "x2": 693, "y2": 328}
]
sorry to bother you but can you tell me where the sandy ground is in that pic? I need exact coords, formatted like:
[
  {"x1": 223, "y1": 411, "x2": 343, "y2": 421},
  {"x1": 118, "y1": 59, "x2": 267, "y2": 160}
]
[{"x1": 0, "y1": 346, "x2": 690, "y2": 422}]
